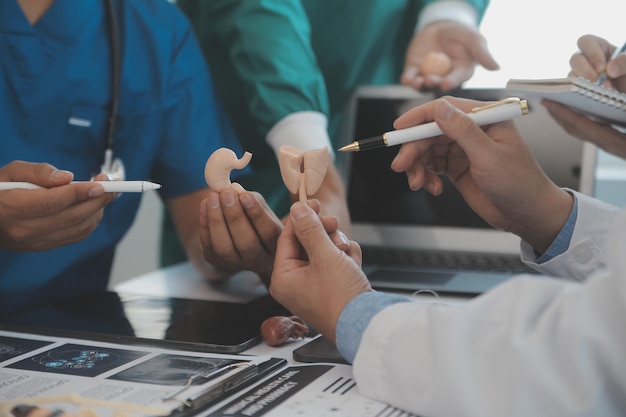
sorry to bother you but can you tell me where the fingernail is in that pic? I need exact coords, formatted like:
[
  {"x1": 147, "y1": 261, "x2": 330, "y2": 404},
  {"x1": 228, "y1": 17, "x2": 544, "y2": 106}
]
[
  {"x1": 88, "y1": 186, "x2": 104, "y2": 198},
  {"x1": 50, "y1": 169, "x2": 72, "y2": 179},
  {"x1": 231, "y1": 182, "x2": 246, "y2": 193},
  {"x1": 222, "y1": 190, "x2": 236, "y2": 207},
  {"x1": 436, "y1": 100, "x2": 454, "y2": 121},
  {"x1": 291, "y1": 202, "x2": 310, "y2": 220},
  {"x1": 335, "y1": 231, "x2": 350, "y2": 247},
  {"x1": 12, "y1": 405, "x2": 37, "y2": 417},
  {"x1": 207, "y1": 193, "x2": 220, "y2": 209},
  {"x1": 402, "y1": 66, "x2": 419, "y2": 80},
  {"x1": 239, "y1": 193, "x2": 255, "y2": 209}
]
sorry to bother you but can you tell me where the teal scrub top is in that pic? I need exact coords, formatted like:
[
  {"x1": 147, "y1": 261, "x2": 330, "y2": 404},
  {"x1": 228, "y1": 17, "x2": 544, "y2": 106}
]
[
  {"x1": 0, "y1": 0, "x2": 243, "y2": 316},
  {"x1": 161, "y1": 0, "x2": 490, "y2": 265}
]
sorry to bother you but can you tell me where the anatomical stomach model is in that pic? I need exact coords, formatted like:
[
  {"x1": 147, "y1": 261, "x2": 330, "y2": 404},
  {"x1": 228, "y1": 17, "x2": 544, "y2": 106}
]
[{"x1": 204, "y1": 148, "x2": 253, "y2": 191}]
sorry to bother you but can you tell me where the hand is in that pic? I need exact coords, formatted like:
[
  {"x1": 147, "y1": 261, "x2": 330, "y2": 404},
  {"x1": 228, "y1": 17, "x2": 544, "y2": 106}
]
[
  {"x1": 199, "y1": 187, "x2": 283, "y2": 284},
  {"x1": 199, "y1": 187, "x2": 349, "y2": 286},
  {"x1": 389, "y1": 97, "x2": 573, "y2": 254},
  {"x1": 543, "y1": 99, "x2": 626, "y2": 159},
  {"x1": 401, "y1": 20, "x2": 499, "y2": 91},
  {"x1": 270, "y1": 201, "x2": 372, "y2": 344},
  {"x1": 0, "y1": 161, "x2": 116, "y2": 251},
  {"x1": 542, "y1": 34, "x2": 626, "y2": 159},
  {"x1": 569, "y1": 34, "x2": 626, "y2": 92}
]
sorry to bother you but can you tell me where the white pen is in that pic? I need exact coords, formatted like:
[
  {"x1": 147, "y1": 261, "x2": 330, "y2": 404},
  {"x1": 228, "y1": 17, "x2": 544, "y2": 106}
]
[
  {"x1": 338, "y1": 97, "x2": 529, "y2": 152},
  {"x1": 0, "y1": 180, "x2": 162, "y2": 193}
]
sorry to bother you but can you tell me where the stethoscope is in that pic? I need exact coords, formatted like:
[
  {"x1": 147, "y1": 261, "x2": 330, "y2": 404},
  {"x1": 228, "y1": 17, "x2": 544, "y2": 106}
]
[{"x1": 100, "y1": 0, "x2": 125, "y2": 181}]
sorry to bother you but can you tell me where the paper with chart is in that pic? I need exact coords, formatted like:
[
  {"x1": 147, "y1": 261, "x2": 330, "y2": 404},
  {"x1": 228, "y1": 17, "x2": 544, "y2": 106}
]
[{"x1": 0, "y1": 329, "x2": 270, "y2": 417}]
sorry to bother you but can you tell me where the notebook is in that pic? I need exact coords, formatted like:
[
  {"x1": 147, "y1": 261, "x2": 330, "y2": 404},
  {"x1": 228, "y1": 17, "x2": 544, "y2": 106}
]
[
  {"x1": 506, "y1": 77, "x2": 626, "y2": 126},
  {"x1": 337, "y1": 85, "x2": 597, "y2": 295}
]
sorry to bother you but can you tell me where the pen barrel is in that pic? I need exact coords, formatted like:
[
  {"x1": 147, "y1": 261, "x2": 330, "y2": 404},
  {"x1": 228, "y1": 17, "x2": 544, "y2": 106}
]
[{"x1": 384, "y1": 102, "x2": 526, "y2": 147}]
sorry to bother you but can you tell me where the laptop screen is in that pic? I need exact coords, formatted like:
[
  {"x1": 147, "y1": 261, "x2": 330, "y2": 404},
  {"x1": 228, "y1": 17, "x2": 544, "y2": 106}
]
[{"x1": 338, "y1": 86, "x2": 596, "y2": 253}]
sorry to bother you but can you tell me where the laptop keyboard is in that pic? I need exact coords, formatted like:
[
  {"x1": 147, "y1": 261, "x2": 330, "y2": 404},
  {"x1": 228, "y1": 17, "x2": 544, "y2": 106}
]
[{"x1": 361, "y1": 246, "x2": 539, "y2": 274}]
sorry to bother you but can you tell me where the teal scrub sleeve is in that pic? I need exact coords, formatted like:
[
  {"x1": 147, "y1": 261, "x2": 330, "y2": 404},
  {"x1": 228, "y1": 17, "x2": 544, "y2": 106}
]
[{"x1": 177, "y1": 0, "x2": 329, "y2": 142}]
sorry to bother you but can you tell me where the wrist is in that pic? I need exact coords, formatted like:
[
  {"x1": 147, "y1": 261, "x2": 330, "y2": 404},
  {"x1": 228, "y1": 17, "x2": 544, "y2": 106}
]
[
  {"x1": 511, "y1": 187, "x2": 574, "y2": 255},
  {"x1": 266, "y1": 112, "x2": 334, "y2": 158}
]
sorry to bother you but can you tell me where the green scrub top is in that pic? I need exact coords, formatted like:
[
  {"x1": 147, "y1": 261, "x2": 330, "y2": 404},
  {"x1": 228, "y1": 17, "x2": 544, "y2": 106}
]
[{"x1": 161, "y1": 0, "x2": 489, "y2": 266}]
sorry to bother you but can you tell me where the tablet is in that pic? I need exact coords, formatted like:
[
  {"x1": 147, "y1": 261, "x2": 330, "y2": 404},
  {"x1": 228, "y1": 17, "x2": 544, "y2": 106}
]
[
  {"x1": 292, "y1": 335, "x2": 350, "y2": 365},
  {"x1": 1, "y1": 290, "x2": 290, "y2": 353}
]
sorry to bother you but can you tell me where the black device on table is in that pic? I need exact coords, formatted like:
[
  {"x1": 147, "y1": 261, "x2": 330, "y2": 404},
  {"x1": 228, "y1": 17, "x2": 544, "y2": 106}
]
[{"x1": 1, "y1": 290, "x2": 290, "y2": 353}]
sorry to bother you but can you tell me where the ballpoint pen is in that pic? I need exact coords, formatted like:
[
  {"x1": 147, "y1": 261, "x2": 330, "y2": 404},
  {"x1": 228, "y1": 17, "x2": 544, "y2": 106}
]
[
  {"x1": 0, "y1": 181, "x2": 162, "y2": 193},
  {"x1": 338, "y1": 97, "x2": 529, "y2": 152},
  {"x1": 596, "y1": 41, "x2": 626, "y2": 86},
  {"x1": 162, "y1": 362, "x2": 259, "y2": 409}
]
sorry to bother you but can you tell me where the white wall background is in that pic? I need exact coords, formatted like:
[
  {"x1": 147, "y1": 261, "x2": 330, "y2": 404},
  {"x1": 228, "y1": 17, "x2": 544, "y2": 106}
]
[{"x1": 109, "y1": 0, "x2": 626, "y2": 286}]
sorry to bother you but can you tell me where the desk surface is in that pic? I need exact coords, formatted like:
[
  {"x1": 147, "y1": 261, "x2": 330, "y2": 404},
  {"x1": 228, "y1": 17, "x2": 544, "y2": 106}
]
[
  {"x1": 109, "y1": 262, "x2": 467, "y2": 416},
  {"x1": 112, "y1": 262, "x2": 466, "y2": 363}
]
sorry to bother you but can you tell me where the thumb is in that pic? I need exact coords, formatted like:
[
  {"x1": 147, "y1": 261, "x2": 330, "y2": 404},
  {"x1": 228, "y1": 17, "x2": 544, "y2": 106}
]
[
  {"x1": 471, "y1": 40, "x2": 500, "y2": 71},
  {"x1": 3, "y1": 161, "x2": 74, "y2": 186},
  {"x1": 289, "y1": 201, "x2": 334, "y2": 260},
  {"x1": 433, "y1": 99, "x2": 494, "y2": 160}
]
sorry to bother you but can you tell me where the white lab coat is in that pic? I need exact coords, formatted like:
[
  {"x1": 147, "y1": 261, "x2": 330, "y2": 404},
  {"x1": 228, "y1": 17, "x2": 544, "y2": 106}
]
[{"x1": 353, "y1": 193, "x2": 626, "y2": 417}]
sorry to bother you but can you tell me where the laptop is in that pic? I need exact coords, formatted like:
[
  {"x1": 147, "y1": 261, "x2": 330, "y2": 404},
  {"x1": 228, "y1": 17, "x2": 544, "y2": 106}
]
[{"x1": 337, "y1": 85, "x2": 597, "y2": 295}]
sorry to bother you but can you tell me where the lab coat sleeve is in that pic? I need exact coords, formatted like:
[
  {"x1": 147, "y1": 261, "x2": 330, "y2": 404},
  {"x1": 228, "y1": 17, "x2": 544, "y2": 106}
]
[
  {"x1": 522, "y1": 191, "x2": 621, "y2": 282},
  {"x1": 352, "y1": 208, "x2": 626, "y2": 417}
]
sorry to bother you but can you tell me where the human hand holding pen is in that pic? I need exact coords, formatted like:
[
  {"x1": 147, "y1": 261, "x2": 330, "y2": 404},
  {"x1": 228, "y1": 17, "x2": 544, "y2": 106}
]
[
  {"x1": 0, "y1": 161, "x2": 116, "y2": 251},
  {"x1": 543, "y1": 34, "x2": 626, "y2": 159},
  {"x1": 390, "y1": 97, "x2": 573, "y2": 255},
  {"x1": 568, "y1": 34, "x2": 626, "y2": 91}
]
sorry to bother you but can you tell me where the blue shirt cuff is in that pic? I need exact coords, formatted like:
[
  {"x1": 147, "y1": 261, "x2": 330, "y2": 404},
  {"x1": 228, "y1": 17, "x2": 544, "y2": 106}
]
[
  {"x1": 335, "y1": 291, "x2": 412, "y2": 363},
  {"x1": 535, "y1": 193, "x2": 578, "y2": 263}
]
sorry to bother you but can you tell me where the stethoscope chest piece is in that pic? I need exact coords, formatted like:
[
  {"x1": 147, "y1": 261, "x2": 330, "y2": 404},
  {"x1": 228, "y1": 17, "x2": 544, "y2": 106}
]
[{"x1": 99, "y1": 148, "x2": 126, "y2": 181}]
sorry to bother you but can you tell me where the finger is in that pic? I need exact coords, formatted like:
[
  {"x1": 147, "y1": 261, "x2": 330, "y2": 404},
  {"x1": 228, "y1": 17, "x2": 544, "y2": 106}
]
[
  {"x1": 577, "y1": 34, "x2": 612, "y2": 74},
  {"x1": 400, "y1": 65, "x2": 421, "y2": 87},
  {"x1": 238, "y1": 191, "x2": 282, "y2": 253},
  {"x1": 569, "y1": 52, "x2": 599, "y2": 81},
  {"x1": 468, "y1": 37, "x2": 500, "y2": 71},
  {"x1": 328, "y1": 230, "x2": 351, "y2": 252},
  {"x1": 3, "y1": 183, "x2": 113, "y2": 220},
  {"x1": 319, "y1": 215, "x2": 339, "y2": 234},
  {"x1": 607, "y1": 54, "x2": 626, "y2": 79},
  {"x1": 201, "y1": 191, "x2": 241, "y2": 265},
  {"x1": 274, "y1": 206, "x2": 304, "y2": 265},
  {"x1": 431, "y1": 99, "x2": 494, "y2": 160},
  {"x1": 544, "y1": 100, "x2": 626, "y2": 158},
  {"x1": 1, "y1": 161, "x2": 74, "y2": 187},
  {"x1": 288, "y1": 201, "x2": 335, "y2": 261}
]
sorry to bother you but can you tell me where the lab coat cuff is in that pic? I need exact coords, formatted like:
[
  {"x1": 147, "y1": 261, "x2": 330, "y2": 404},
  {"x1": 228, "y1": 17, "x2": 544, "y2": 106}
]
[
  {"x1": 336, "y1": 291, "x2": 412, "y2": 364},
  {"x1": 266, "y1": 111, "x2": 335, "y2": 159},
  {"x1": 522, "y1": 190, "x2": 619, "y2": 282},
  {"x1": 415, "y1": 1, "x2": 478, "y2": 33}
]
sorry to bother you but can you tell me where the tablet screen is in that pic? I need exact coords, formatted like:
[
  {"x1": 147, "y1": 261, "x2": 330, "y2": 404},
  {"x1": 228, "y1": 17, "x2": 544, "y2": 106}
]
[{"x1": 1, "y1": 290, "x2": 290, "y2": 353}]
